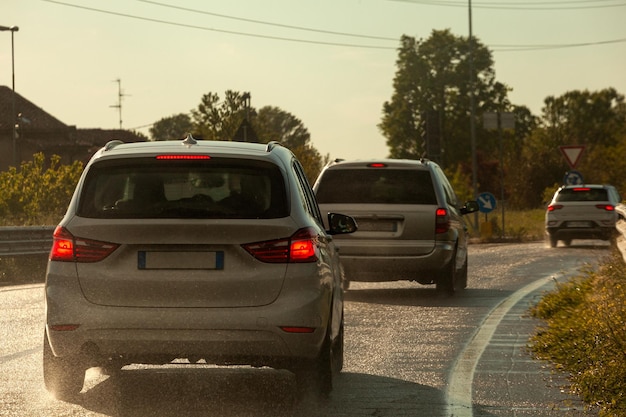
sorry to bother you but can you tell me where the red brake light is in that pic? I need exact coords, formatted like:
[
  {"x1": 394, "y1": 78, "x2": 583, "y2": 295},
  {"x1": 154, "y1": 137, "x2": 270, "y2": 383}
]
[
  {"x1": 596, "y1": 204, "x2": 615, "y2": 211},
  {"x1": 435, "y1": 208, "x2": 450, "y2": 234},
  {"x1": 368, "y1": 163, "x2": 387, "y2": 168},
  {"x1": 573, "y1": 187, "x2": 591, "y2": 192},
  {"x1": 156, "y1": 155, "x2": 211, "y2": 160},
  {"x1": 49, "y1": 226, "x2": 119, "y2": 263},
  {"x1": 547, "y1": 204, "x2": 564, "y2": 212},
  {"x1": 280, "y1": 326, "x2": 316, "y2": 333},
  {"x1": 242, "y1": 228, "x2": 319, "y2": 263}
]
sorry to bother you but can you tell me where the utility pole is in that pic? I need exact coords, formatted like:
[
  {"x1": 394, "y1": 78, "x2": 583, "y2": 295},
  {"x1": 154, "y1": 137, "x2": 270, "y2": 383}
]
[
  {"x1": 110, "y1": 78, "x2": 128, "y2": 129},
  {"x1": 468, "y1": 0, "x2": 479, "y2": 231}
]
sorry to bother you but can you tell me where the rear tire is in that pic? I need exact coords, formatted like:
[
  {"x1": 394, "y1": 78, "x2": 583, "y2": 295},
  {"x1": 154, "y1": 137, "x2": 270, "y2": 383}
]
[
  {"x1": 436, "y1": 250, "x2": 457, "y2": 295},
  {"x1": 43, "y1": 331, "x2": 86, "y2": 400},
  {"x1": 295, "y1": 332, "x2": 334, "y2": 398},
  {"x1": 548, "y1": 235, "x2": 558, "y2": 248}
]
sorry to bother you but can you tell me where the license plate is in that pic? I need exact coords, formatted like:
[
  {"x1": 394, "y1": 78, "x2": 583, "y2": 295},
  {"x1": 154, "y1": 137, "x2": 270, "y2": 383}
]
[
  {"x1": 138, "y1": 251, "x2": 224, "y2": 270},
  {"x1": 357, "y1": 220, "x2": 397, "y2": 232},
  {"x1": 567, "y1": 221, "x2": 591, "y2": 228}
]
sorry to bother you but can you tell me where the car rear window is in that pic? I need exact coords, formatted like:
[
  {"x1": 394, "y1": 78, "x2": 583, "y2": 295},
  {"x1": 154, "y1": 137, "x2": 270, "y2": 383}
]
[
  {"x1": 315, "y1": 168, "x2": 437, "y2": 204},
  {"x1": 77, "y1": 157, "x2": 288, "y2": 219},
  {"x1": 556, "y1": 188, "x2": 609, "y2": 202}
]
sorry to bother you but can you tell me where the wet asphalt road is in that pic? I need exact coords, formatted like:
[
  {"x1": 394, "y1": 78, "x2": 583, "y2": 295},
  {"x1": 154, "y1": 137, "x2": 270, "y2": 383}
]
[{"x1": 0, "y1": 241, "x2": 609, "y2": 416}]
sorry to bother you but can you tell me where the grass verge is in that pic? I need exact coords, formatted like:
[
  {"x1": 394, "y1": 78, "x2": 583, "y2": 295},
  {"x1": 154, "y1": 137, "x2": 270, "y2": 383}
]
[{"x1": 529, "y1": 248, "x2": 626, "y2": 416}]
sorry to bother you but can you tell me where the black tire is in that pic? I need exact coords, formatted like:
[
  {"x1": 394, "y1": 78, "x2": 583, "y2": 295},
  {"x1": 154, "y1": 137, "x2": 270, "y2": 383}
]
[
  {"x1": 295, "y1": 333, "x2": 334, "y2": 398},
  {"x1": 549, "y1": 235, "x2": 558, "y2": 248},
  {"x1": 43, "y1": 331, "x2": 86, "y2": 400},
  {"x1": 332, "y1": 316, "x2": 345, "y2": 374},
  {"x1": 457, "y1": 253, "x2": 468, "y2": 290},
  {"x1": 436, "y1": 250, "x2": 457, "y2": 295}
]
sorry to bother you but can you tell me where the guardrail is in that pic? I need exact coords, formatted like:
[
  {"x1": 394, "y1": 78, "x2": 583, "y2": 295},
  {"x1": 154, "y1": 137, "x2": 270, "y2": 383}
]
[{"x1": 0, "y1": 226, "x2": 54, "y2": 256}]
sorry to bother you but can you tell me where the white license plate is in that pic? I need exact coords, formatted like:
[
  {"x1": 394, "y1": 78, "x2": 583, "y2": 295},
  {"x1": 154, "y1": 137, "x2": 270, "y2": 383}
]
[
  {"x1": 138, "y1": 251, "x2": 224, "y2": 270},
  {"x1": 567, "y1": 221, "x2": 591, "y2": 228}
]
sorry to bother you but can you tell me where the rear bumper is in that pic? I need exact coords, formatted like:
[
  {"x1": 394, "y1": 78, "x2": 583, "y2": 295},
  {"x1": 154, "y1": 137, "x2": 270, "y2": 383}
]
[
  {"x1": 45, "y1": 265, "x2": 331, "y2": 367},
  {"x1": 546, "y1": 226, "x2": 617, "y2": 241},
  {"x1": 338, "y1": 241, "x2": 455, "y2": 283}
]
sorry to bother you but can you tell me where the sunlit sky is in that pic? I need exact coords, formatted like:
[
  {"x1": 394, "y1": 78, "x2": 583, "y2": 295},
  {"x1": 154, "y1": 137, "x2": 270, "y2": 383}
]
[{"x1": 3, "y1": 0, "x2": 625, "y2": 160}]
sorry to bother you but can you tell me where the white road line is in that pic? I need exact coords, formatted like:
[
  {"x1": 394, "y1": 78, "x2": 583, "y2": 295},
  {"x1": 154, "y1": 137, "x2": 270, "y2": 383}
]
[{"x1": 445, "y1": 276, "x2": 554, "y2": 417}]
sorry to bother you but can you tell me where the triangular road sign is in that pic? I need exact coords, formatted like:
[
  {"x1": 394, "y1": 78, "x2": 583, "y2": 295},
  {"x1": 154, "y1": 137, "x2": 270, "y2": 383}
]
[{"x1": 559, "y1": 145, "x2": 585, "y2": 169}]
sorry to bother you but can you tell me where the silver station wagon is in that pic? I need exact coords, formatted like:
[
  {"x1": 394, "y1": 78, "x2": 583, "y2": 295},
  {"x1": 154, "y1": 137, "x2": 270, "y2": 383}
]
[{"x1": 44, "y1": 136, "x2": 356, "y2": 399}]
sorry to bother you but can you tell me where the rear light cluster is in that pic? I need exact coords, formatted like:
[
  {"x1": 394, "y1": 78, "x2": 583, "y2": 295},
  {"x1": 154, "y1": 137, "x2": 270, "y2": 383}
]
[
  {"x1": 548, "y1": 204, "x2": 614, "y2": 212},
  {"x1": 435, "y1": 208, "x2": 450, "y2": 234},
  {"x1": 242, "y1": 227, "x2": 319, "y2": 263},
  {"x1": 596, "y1": 204, "x2": 615, "y2": 211},
  {"x1": 49, "y1": 226, "x2": 119, "y2": 263}
]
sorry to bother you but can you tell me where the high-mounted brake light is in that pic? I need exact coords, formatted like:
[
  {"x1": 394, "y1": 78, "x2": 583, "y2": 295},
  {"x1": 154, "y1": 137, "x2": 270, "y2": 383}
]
[
  {"x1": 49, "y1": 226, "x2": 119, "y2": 263},
  {"x1": 242, "y1": 227, "x2": 319, "y2": 263},
  {"x1": 573, "y1": 187, "x2": 591, "y2": 192},
  {"x1": 368, "y1": 163, "x2": 387, "y2": 168},
  {"x1": 155, "y1": 155, "x2": 211, "y2": 160},
  {"x1": 435, "y1": 208, "x2": 450, "y2": 234}
]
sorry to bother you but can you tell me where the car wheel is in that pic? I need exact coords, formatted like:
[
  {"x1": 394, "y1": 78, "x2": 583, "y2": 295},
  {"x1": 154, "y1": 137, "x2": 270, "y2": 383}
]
[
  {"x1": 295, "y1": 331, "x2": 333, "y2": 398},
  {"x1": 43, "y1": 331, "x2": 86, "y2": 400},
  {"x1": 436, "y1": 249, "x2": 456, "y2": 295},
  {"x1": 331, "y1": 315, "x2": 345, "y2": 374},
  {"x1": 548, "y1": 235, "x2": 558, "y2": 248},
  {"x1": 457, "y1": 253, "x2": 468, "y2": 290}
]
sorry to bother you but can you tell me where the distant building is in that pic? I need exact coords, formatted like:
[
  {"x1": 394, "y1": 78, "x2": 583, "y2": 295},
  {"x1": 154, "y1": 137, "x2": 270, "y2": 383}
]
[{"x1": 0, "y1": 85, "x2": 145, "y2": 171}]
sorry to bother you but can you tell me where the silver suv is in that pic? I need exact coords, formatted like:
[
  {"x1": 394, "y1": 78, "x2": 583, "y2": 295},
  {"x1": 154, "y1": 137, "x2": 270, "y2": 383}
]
[
  {"x1": 313, "y1": 159, "x2": 478, "y2": 293},
  {"x1": 44, "y1": 135, "x2": 356, "y2": 399},
  {"x1": 545, "y1": 184, "x2": 623, "y2": 247}
]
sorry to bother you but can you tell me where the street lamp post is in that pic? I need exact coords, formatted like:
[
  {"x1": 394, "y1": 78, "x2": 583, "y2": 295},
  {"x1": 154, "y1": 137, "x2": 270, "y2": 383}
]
[{"x1": 0, "y1": 25, "x2": 19, "y2": 166}]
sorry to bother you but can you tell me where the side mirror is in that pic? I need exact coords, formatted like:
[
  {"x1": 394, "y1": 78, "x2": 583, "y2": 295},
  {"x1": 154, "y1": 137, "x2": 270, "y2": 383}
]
[
  {"x1": 327, "y1": 213, "x2": 358, "y2": 235},
  {"x1": 460, "y1": 201, "x2": 479, "y2": 215}
]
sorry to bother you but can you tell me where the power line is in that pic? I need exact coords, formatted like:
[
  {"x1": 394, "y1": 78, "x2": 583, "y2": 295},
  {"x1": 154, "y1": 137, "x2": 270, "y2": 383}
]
[
  {"x1": 41, "y1": 0, "x2": 394, "y2": 49},
  {"x1": 390, "y1": 0, "x2": 626, "y2": 10},
  {"x1": 137, "y1": 0, "x2": 398, "y2": 42},
  {"x1": 41, "y1": 0, "x2": 626, "y2": 51}
]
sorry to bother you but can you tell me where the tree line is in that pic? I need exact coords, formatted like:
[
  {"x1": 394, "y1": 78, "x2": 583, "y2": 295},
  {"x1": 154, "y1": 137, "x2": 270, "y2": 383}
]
[
  {"x1": 380, "y1": 29, "x2": 626, "y2": 208},
  {"x1": 4, "y1": 29, "x2": 625, "y2": 226}
]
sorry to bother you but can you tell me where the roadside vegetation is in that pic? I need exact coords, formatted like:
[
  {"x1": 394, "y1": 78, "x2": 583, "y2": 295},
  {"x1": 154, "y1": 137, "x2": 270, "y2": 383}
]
[{"x1": 529, "y1": 249, "x2": 626, "y2": 416}]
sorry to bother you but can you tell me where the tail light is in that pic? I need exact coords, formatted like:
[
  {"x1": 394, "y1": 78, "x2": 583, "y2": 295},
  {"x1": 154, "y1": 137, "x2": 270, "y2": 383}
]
[
  {"x1": 435, "y1": 208, "x2": 450, "y2": 234},
  {"x1": 596, "y1": 204, "x2": 615, "y2": 211},
  {"x1": 242, "y1": 227, "x2": 319, "y2": 263},
  {"x1": 49, "y1": 226, "x2": 119, "y2": 263},
  {"x1": 547, "y1": 204, "x2": 563, "y2": 212}
]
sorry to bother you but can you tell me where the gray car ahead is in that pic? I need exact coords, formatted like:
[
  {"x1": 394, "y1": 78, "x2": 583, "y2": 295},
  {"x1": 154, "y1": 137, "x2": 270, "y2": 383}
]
[{"x1": 313, "y1": 158, "x2": 478, "y2": 294}]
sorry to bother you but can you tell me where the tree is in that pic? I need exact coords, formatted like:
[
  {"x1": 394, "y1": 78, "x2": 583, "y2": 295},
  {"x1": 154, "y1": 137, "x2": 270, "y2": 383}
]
[
  {"x1": 149, "y1": 113, "x2": 194, "y2": 141},
  {"x1": 379, "y1": 30, "x2": 503, "y2": 169},
  {"x1": 507, "y1": 88, "x2": 626, "y2": 208},
  {"x1": 191, "y1": 91, "x2": 251, "y2": 141},
  {"x1": 189, "y1": 91, "x2": 325, "y2": 182}
]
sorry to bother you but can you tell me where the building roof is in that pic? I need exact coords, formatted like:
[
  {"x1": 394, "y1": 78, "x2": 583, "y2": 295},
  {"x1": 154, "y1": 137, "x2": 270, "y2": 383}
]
[
  {"x1": 0, "y1": 85, "x2": 145, "y2": 145},
  {"x1": 0, "y1": 85, "x2": 69, "y2": 131}
]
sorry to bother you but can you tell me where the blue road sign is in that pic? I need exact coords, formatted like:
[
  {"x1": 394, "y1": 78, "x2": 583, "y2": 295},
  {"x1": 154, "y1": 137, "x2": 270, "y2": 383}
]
[
  {"x1": 477, "y1": 192, "x2": 497, "y2": 214},
  {"x1": 563, "y1": 170, "x2": 584, "y2": 185}
]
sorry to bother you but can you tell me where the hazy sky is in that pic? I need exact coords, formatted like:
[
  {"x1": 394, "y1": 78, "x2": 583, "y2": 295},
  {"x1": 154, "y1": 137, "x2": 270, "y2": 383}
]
[{"x1": 3, "y1": 0, "x2": 625, "y2": 160}]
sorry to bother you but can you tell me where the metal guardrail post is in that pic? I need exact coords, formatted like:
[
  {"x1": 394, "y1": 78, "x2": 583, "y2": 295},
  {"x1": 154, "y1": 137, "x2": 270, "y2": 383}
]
[{"x1": 0, "y1": 226, "x2": 55, "y2": 256}]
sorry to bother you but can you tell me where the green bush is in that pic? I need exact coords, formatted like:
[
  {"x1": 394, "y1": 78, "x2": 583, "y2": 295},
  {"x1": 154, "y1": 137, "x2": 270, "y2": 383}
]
[
  {"x1": 529, "y1": 251, "x2": 626, "y2": 416},
  {"x1": 0, "y1": 153, "x2": 83, "y2": 225}
]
